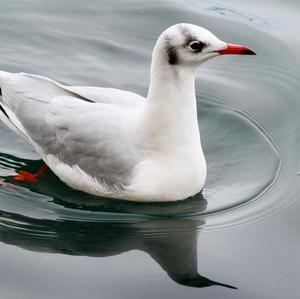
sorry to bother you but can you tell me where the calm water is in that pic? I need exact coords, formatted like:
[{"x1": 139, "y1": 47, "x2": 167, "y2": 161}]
[{"x1": 0, "y1": 0, "x2": 300, "y2": 298}]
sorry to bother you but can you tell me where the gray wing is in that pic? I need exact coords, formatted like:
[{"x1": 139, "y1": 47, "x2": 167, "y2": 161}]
[
  {"x1": 0, "y1": 71, "x2": 144, "y2": 185},
  {"x1": 40, "y1": 96, "x2": 142, "y2": 185}
]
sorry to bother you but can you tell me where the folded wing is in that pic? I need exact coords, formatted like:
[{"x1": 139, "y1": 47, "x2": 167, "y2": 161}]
[{"x1": 0, "y1": 71, "x2": 144, "y2": 187}]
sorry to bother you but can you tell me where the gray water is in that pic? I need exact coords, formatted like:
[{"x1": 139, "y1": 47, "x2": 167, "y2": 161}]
[{"x1": 0, "y1": 0, "x2": 300, "y2": 298}]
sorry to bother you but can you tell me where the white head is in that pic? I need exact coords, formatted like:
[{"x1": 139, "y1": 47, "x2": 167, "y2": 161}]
[{"x1": 152, "y1": 23, "x2": 255, "y2": 70}]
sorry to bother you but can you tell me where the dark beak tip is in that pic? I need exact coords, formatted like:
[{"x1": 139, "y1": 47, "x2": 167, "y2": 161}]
[{"x1": 245, "y1": 48, "x2": 256, "y2": 55}]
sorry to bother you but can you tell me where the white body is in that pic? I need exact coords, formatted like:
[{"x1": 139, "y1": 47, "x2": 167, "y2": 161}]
[{"x1": 0, "y1": 24, "x2": 231, "y2": 202}]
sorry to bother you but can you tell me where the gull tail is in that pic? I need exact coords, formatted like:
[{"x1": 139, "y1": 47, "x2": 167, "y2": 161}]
[
  {"x1": 0, "y1": 86, "x2": 12, "y2": 123},
  {"x1": 0, "y1": 89, "x2": 29, "y2": 142},
  {"x1": 0, "y1": 87, "x2": 9, "y2": 119}
]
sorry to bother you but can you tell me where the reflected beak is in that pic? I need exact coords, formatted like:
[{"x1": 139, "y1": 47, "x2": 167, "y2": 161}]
[{"x1": 217, "y1": 43, "x2": 256, "y2": 55}]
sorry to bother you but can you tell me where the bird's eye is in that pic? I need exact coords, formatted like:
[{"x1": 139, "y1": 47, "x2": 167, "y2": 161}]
[{"x1": 188, "y1": 41, "x2": 205, "y2": 53}]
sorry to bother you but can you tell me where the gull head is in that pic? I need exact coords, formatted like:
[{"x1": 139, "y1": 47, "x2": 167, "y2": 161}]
[{"x1": 154, "y1": 23, "x2": 256, "y2": 68}]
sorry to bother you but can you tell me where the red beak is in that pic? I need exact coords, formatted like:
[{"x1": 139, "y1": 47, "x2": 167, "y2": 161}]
[{"x1": 217, "y1": 43, "x2": 256, "y2": 55}]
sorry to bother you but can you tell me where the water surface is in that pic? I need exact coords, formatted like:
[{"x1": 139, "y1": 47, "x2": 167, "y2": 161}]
[{"x1": 0, "y1": 0, "x2": 300, "y2": 298}]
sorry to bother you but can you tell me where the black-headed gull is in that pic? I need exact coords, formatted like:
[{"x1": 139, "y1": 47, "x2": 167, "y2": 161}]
[{"x1": 0, "y1": 24, "x2": 255, "y2": 202}]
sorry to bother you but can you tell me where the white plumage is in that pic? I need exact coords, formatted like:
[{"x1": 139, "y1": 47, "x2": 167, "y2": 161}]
[{"x1": 0, "y1": 23, "x2": 255, "y2": 201}]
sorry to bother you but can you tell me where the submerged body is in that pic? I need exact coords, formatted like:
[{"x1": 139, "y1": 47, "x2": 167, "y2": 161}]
[{"x1": 0, "y1": 24, "x2": 254, "y2": 202}]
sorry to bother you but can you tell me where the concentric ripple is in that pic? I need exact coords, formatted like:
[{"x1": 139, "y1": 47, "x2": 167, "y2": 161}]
[
  {"x1": 0, "y1": 96, "x2": 283, "y2": 223},
  {"x1": 0, "y1": 0, "x2": 300, "y2": 245}
]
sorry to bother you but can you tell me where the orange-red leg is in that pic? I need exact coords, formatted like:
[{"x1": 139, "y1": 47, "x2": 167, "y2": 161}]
[{"x1": 13, "y1": 163, "x2": 48, "y2": 183}]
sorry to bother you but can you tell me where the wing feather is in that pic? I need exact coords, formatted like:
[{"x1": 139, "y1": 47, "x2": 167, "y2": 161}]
[
  {"x1": 41, "y1": 96, "x2": 141, "y2": 185},
  {"x1": 0, "y1": 71, "x2": 145, "y2": 186}
]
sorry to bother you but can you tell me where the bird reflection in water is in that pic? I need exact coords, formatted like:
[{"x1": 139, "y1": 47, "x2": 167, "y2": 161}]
[{"x1": 0, "y1": 153, "x2": 236, "y2": 289}]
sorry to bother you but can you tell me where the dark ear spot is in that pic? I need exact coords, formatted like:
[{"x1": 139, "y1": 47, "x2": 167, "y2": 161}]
[{"x1": 167, "y1": 46, "x2": 178, "y2": 65}]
